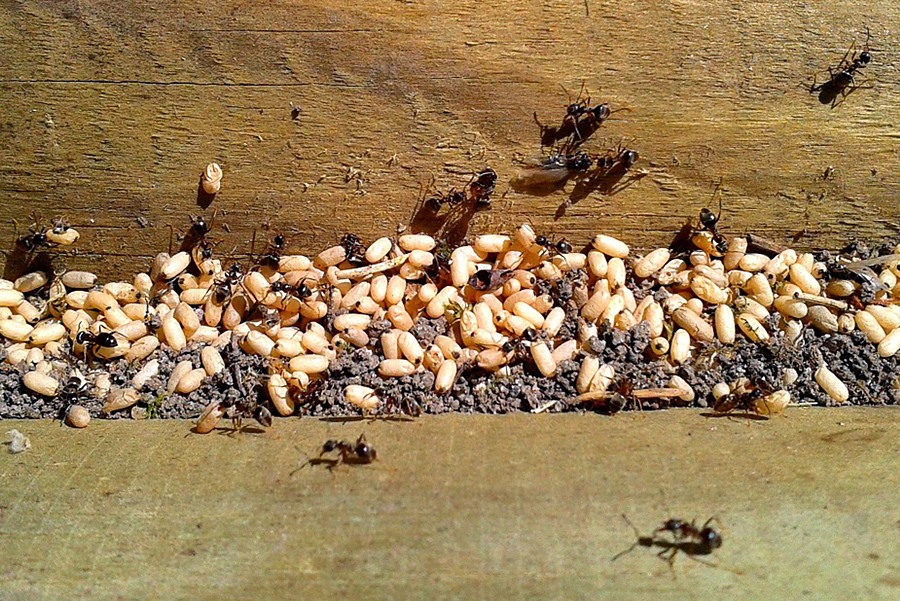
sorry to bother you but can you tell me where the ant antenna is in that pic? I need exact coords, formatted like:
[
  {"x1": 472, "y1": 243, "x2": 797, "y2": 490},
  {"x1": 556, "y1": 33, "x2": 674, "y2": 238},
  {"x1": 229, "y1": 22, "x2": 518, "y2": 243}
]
[{"x1": 611, "y1": 514, "x2": 643, "y2": 561}]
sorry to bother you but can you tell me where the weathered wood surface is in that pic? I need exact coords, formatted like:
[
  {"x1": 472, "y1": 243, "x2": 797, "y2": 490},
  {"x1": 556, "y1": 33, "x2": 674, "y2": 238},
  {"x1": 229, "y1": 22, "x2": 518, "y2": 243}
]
[{"x1": 0, "y1": 1, "x2": 898, "y2": 279}]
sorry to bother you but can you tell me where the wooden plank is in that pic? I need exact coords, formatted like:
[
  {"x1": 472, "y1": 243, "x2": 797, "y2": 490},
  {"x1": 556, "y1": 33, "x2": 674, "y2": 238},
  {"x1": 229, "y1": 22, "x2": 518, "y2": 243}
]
[{"x1": 1, "y1": 0, "x2": 898, "y2": 279}]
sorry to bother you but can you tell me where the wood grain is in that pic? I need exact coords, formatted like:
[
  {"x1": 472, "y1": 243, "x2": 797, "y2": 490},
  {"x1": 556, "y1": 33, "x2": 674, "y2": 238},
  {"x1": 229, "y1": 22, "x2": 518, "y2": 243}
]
[{"x1": 1, "y1": 0, "x2": 898, "y2": 279}]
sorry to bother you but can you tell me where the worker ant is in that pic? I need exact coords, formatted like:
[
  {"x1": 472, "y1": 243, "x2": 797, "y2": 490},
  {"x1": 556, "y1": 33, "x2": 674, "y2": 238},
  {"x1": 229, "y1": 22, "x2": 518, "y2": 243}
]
[
  {"x1": 75, "y1": 326, "x2": 120, "y2": 360},
  {"x1": 340, "y1": 233, "x2": 367, "y2": 265},
  {"x1": 425, "y1": 185, "x2": 468, "y2": 211},
  {"x1": 670, "y1": 180, "x2": 728, "y2": 255},
  {"x1": 613, "y1": 514, "x2": 723, "y2": 568},
  {"x1": 468, "y1": 167, "x2": 498, "y2": 208},
  {"x1": 255, "y1": 233, "x2": 286, "y2": 270},
  {"x1": 15, "y1": 212, "x2": 57, "y2": 253},
  {"x1": 536, "y1": 235, "x2": 573, "y2": 256},
  {"x1": 468, "y1": 268, "x2": 516, "y2": 292},
  {"x1": 534, "y1": 83, "x2": 619, "y2": 148},
  {"x1": 809, "y1": 28, "x2": 873, "y2": 108},
  {"x1": 299, "y1": 434, "x2": 377, "y2": 472},
  {"x1": 207, "y1": 262, "x2": 245, "y2": 306},
  {"x1": 270, "y1": 278, "x2": 313, "y2": 302}
]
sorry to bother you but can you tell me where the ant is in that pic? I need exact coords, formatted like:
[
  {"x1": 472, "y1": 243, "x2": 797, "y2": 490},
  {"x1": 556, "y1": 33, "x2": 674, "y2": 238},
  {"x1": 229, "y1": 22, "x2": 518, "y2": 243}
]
[
  {"x1": 75, "y1": 326, "x2": 119, "y2": 360},
  {"x1": 270, "y1": 278, "x2": 313, "y2": 302},
  {"x1": 711, "y1": 377, "x2": 779, "y2": 418},
  {"x1": 501, "y1": 327, "x2": 539, "y2": 362},
  {"x1": 670, "y1": 180, "x2": 728, "y2": 255},
  {"x1": 534, "y1": 83, "x2": 618, "y2": 148},
  {"x1": 297, "y1": 434, "x2": 378, "y2": 472},
  {"x1": 255, "y1": 233, "x2": 286, "y2": 270},
  {"x1": 810, "y1": 28, "x2": 873, "y2": 108},
  {"x1": 340, "y1": 233, "x2": 367, "y2": 265},
  {"x1": 15, "y1": 212, "x2": 57, "y2": 253},
  {"x1": 511, "y1": 149, "x2": 594, "y2": 190},
  {"x1": 425, "y1": 186, "x2": 467, "y2": 211},
  {"x1": 207, "y1": 262, "x2": 245, "y2": 306},
  {"x1": 468, "y1": 268, "x2": 516, "y2": 292},
  {"x1": 536, "y1": 235, "x2": 573, "y2": 256},
  {"x1": 468, "y1": 167, "x2": 498, "y2": 208},
  {"x1": 613, "y1": 514, "x2": 723, "y2": 568}
]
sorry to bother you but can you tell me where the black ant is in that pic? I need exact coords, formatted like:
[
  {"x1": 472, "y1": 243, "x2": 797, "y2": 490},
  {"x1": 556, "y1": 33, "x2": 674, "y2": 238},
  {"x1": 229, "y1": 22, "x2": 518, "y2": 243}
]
[
  {"x1": 425, "y1": 186, "x2": 467, "y2": 211},
  {"x1": 340, "y1": 233, "x2": 367, "y2": 266},
  {"x1": 207, "y1": 262, "x2": 245, "y2": 306},
  {"x1": 501, "y1": 327, "x2": 539, "y2": 363},
  {"x1": 75, "y1": 327, "x2": 119, "y2": 359},
  {"x1": 810, "y1": 28, "x2": 873, "y2": 108},
  {"x1": 468, "y1": 268, "x2": 516, "y2": 292},
  {"x1": 468, "y1": 167, "x2": 498, "y2": 208},
  {"x1": 297, "y1": 434, "x2": 377, "y2": 472},
  {"x1": 670, "y1": 180, "x2": 728, "y2": 255},
  {"x1": 536, "y1": 235, "x2": 573, "y2": 256},
  {"x1": 613, "y1": 514, "x2": 723, "y2": 568},
  {"x1": 15, "y1": 212, "x2": 56, "y2": 253},
  {"x1": 534, "y1": 83, "x2": 618, "y2": 148},
  {"x1": 255, "y1": 233, "x2": 286, "y2": 270},
  {"x1": 270, "y1": 277, "x2": 313, "y2": 302}
]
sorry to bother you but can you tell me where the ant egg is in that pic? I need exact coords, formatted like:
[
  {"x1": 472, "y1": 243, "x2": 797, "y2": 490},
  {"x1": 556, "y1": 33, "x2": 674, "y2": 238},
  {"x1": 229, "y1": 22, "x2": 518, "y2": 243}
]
[
  {"x1": 543, "y1": 307, "x2": 566, "y2": 337},
  {"x1": 866, "y1": 305, "x2": 900, "y2": 331},
  {"x1": 176, "y1": 368, "x2": 207, "y2": 394},
  {"x1": 201, "y1": 162, "x2": 223, "y2": 194},
  {"x1": 14, "y1": 271, "x2": 48, "y2": 293},
  {"x1": 589, "y1": 364, "x2": 615, "y2": 394},
  {"x1": 672, "y1": 307, "x2": 714, "y2": 342},
  {"x1": 161, "y1": 314, "x2": 187, "y2": 352},
  {"x1": 601, "y1": 295, "x2": 625, "y2": 325},
  {"x1": 669, "y1": 375, "x2": 695, "y2": 403},
  {"x1": 643, "y1": 302, "x2": 665, "y2": 338},
  {"x1": 815, "y1": 365, "x2": 849, "y2": 403},
  {"x1": 314, "y1": 246, "x2": 347, "y2": 270},
  {"x1": 380, "y1": 330, "x2": 401, "y2": 360},
  {"x1": 199, "y1": 346, "x2": 225, "y2": 377},
  {"x1": 102, "y1": 387, "x2": 140, "y2": 413},
  {"x1": 577, "y1": 356, "x2": 601, "y2": 394},
  {"x1": 530, "y1": 341, "x2": 557, "y2": 378},
  {"x1": 690, "y1": 275, "x2": 728, "y2": 305},
  {"x1": 365, "y1": 238, "x2": 393, "y2": 263},
  {"x1": 378, "y1": 359, "x2": 416, "y2": 377},
  {"x1": 807, "y1": 306, "x2": 838, "y2": 334},
  {"x1": 592, "y1": 234, "x2": 629, "y2": 258},
  {"x1": 195, "y1": 401, "x2": 224, "y2": 434},
  {"x1": 513, "y1": 302, "x2": 545, "y2": 328},
  {"x1": 167, "y1": 361, "x2": 194, "y2": 395},
  {"x1": 434, "y1": 359, "x2": 458, "y2": 394},
  {"x1": 61, "y1": 271, "x2": 98, "y2": 290},
  {"x1": 344, "y1": 385, "x2": 380, "y2": 411},
  {"x1": 385, "y1": 275, "x2": 406, "y2": 306},
  {"x1": 126, "y1": 335, "x2": 159, "y2": 363},
  {"x1": 27, "y1": 322, "x2": 66, "y2": 346},
  {"x1": 0, "y1": 289, "x2": 23, "y2": 308},
  {"x1": 856, "y1": 310, "x2": 887, "y2": 344},
  {"x1": 878, "y1": 328, "x2": 900, "y2": 358},
  {"x1": 104, "y1": 305, "x2": 131, "y2": 329},
  {"x1": 398, "y1": 234, "x2": 436, "y2": 252},
  {"x1": 714, "y1": 305, "x2": 736, "y2": 344},
  {"x1": 0, "y1": 320, "x2": 34, "y2": 342},
  {"x1": 688, "y1": 250, "x2": 709, "y2": 266},
  {"x1": 789, "y1": 264, "x2": 821, "y2": 296},
  {"x1": 289, "y1": 354, "x2": 330, "y2": 374},
  {"x1": 634, "y1": 248, "x2": 670, "y2": 278},
  {"x1": 243, "y1": 331, "x2": 275, "y2": 357},
  {"x1": 301, "y1": 330, "x2": 331, "y2": 354},
  {"x1": 773, "y1": 295, "x2": 808, "y2": 319},
  {"x1": 274, "y1": 337, "x2": 304, "y2": 358},
  {"x1": 551, "y1": 339, "x2": 578, "y2": 364},
  {"x1": 670, "y1": 329, "x2": 691, "y2": 364},
  {"x1": 23, "y1": 371, "x2": 59, "y2": 397},
  {"x1": 132, "y1": 359, "x2": 160, "y2": 390},
  {"x1": 65, "y1": 405, "x2": 91, "y2": 428}
]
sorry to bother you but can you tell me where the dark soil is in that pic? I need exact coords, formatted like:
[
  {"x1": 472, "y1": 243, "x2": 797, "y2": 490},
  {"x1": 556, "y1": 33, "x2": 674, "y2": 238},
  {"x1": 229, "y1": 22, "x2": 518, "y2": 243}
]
[{"x1": 2, "y1": 311, "x2": 899, "y2": 421}]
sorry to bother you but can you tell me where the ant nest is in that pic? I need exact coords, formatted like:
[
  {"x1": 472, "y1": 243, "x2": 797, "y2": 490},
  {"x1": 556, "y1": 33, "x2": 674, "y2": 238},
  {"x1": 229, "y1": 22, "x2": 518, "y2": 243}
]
[{"x1": 2, "y1": 216, "x2": 900, "y2": 430}]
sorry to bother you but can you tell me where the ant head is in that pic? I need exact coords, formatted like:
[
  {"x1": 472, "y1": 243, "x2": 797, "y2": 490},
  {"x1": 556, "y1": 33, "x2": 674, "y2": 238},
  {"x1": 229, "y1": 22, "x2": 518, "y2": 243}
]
[
  {"x1": 521, "y1": 327, "x2": 537, "y2": 342},
  {"x1": 323, "y1": 440, "x2": 338, "y2": 452},
  {"x1": 356, "y1": 441, "x2": 377, "y2": 461},
  {"x1": 192, "y1": 216, "x2": 209, "y2": 234},
  {"x1": 859, "y1": 51, "x2": 872, "y2": 64},
  {"x1": 567, "y1": 102, "x2": 587, "y2": 116},
  {"x1": 273, "y1": 234, "x2": 286, "y2": 248},
  {"x1": 699, "y1": 208, "x2": 718, "y2": 228},
  {"x1": 592, "y1": 103, "x2": 611, "y2": 121},
  {"x1": 701, "y1": 527, "x2": 723, "y2": 549},
  {"x1": 622, "y1": 150, "x2": 639, "y2": 167}
]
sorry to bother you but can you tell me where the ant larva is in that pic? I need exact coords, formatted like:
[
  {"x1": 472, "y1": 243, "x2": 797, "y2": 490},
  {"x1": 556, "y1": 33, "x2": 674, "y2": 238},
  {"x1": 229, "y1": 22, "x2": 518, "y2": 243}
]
[
  {"x1": 613, "y1": 514, "x2": 723, "y2": 568},
  {"x1": 809, "y1": 27, "x2": 873, "y2": 108}
]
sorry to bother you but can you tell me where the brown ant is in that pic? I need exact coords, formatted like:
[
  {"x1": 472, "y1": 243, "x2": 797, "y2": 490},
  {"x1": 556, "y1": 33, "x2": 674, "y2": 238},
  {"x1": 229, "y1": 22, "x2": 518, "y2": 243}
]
[
  {"x1": 298, "y1": 434, "x2": 377, "y2": 472},
  {"x1": 810, "y1": 28, "x2": 872, "y2": 108},
  {"x1": 613, "y1": 514, "x2": 723, "y2": 568}
]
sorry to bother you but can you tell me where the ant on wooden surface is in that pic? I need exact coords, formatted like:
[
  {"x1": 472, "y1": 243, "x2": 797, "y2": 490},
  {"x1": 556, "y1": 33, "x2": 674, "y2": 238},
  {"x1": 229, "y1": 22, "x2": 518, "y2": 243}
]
[{"x1": 809, "y1": 28, "x2": 873, "y2": 108}]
